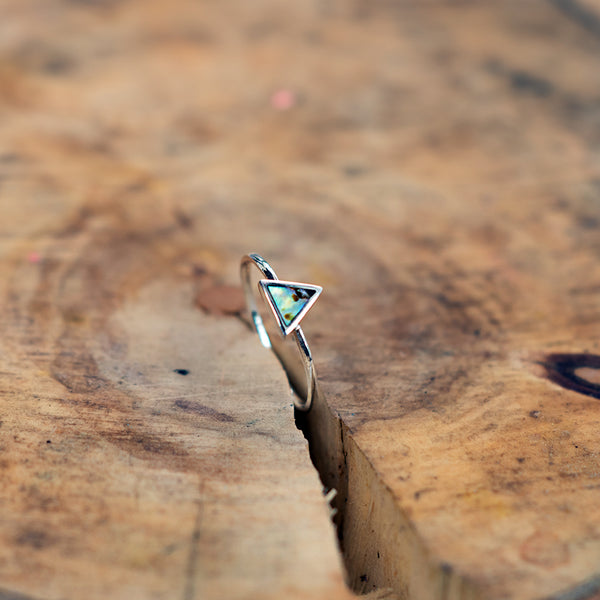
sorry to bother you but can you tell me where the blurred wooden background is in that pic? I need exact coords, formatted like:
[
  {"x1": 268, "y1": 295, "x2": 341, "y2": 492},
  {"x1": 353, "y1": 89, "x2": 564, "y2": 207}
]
[{"x1": 1, "y1": 0, "x2": 600, "y2": 599}]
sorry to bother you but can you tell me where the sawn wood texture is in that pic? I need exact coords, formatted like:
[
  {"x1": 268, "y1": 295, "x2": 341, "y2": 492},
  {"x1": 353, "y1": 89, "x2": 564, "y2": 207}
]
[{"x1": 1, "y1": 1, "x2": 600, "y2": 600}]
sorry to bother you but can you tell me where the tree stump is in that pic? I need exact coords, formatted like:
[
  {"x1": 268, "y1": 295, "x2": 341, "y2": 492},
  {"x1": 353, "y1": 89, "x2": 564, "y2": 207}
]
[{"x1": 1, "y1": 1, "x2": 600, "y2": 599}]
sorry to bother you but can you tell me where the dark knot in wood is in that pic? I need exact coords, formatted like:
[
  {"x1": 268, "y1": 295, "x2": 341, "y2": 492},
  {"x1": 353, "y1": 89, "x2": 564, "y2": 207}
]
[{"x1": 541, "y1": 353, "x2": 600, "y2": 400}]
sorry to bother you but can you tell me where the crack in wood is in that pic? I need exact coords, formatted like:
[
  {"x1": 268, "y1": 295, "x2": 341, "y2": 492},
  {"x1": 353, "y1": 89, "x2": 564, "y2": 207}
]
[{"x1": 295, "y1": 388, "x2": 479, "y2": 599}]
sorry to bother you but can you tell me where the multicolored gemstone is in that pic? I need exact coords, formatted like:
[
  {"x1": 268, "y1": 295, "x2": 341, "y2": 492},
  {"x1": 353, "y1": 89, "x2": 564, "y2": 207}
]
[{"x1": 259, "y1": 280, "x2": 322, "y2": 335}]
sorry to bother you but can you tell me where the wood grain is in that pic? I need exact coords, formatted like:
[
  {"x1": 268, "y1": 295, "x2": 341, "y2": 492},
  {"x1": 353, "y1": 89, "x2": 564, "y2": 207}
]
[
  {"x1": 1, "y1": 0, "x2": 600, "y2": 599},
  {"x1": 0, "y1": 229, "x2": 350, "y2": 600},
  {"x1": 296, "y1": 3, "x2": 600, "y2": 599},
  {"x1": 0, "y1": 2, "x2": 353, "y2": 598}
]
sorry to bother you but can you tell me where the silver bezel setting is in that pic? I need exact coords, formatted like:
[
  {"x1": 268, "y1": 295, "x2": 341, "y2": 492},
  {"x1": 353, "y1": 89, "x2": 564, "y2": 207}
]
[{"x1": 258, "y1": 279, "x2": 323, "y2": 337}]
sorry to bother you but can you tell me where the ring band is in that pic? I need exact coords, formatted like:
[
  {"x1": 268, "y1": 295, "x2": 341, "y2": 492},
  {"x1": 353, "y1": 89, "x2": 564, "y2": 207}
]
[{"x1": 240, "y1": 253, "x2": 322, "y2": 411}]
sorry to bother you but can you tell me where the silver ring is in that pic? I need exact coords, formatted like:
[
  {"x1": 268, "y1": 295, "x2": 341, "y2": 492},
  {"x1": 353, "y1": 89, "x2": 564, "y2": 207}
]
[{"x1": 240, "y1": 253, "x2": 322, "y2": 412}]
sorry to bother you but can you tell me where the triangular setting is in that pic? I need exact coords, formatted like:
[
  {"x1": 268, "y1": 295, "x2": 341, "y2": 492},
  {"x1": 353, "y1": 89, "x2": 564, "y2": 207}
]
[{"x1": 259, "y1": 280, "x2": 323, "y2": 336}]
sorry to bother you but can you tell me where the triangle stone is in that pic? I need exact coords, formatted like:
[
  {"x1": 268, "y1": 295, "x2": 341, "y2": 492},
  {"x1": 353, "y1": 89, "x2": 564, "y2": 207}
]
[
  {"x1": 267, "y1": 284, "x2": 316, "y2": 326},
  {"x1": 260, "y1": 281, "x2": 322, "y2": 334}
]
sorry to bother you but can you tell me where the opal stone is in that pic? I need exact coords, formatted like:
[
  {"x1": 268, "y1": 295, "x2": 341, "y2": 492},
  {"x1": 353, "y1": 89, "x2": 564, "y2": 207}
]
[{"x1": 266, "y1": 284, "x2": 317, "y2": 327}]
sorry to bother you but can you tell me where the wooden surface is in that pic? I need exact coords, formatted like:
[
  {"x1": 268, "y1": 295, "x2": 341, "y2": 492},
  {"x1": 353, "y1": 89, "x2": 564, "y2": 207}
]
[
  {"x1": 0, "y1": 234, "x2": 351, "y2": 597},
  {"x1": 2, "y1": 0, "x2": 600, "y2": 599},
  {"x1": 0, "y1": 3, "x2": 354, "y2": 599}
]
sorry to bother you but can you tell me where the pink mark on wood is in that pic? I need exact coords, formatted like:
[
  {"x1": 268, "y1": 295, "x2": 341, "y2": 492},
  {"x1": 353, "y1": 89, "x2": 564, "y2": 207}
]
[
  {"x1": 28, "y1": 252, "x2": 41, "y2": 264},
  {"x1": 270, "y1": 89, "x2": 296, "y2": 111}
]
